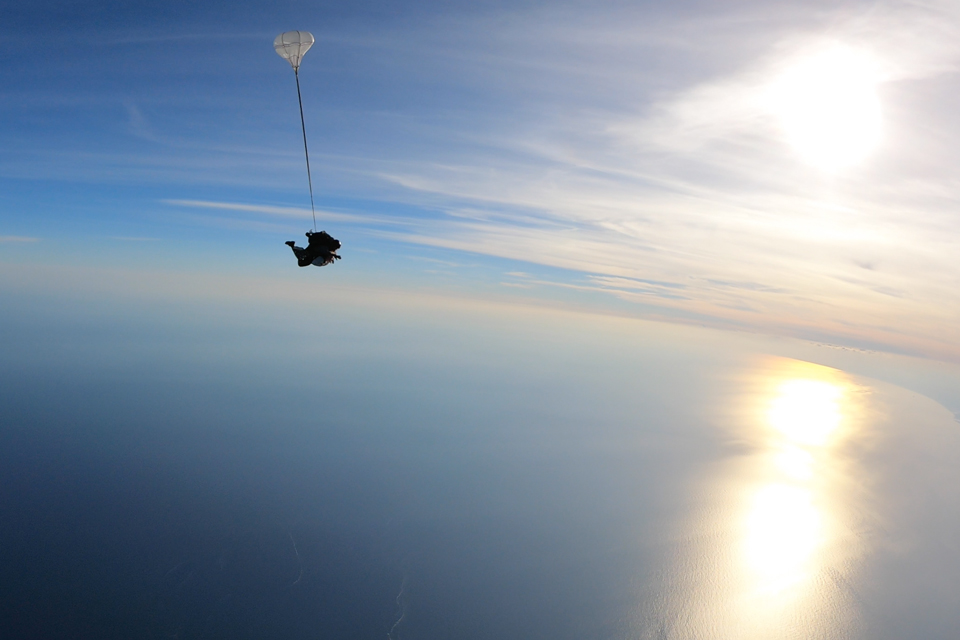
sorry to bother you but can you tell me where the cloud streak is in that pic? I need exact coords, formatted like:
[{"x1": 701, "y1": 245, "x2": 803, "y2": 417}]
[{"x1": 162, "y1": 199, "x2": 398, "y2": 225}]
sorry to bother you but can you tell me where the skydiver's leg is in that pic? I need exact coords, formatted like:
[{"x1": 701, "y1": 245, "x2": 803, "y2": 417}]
[{"x1": 286, "y1": 242, "x2": 312, "y2": 267}]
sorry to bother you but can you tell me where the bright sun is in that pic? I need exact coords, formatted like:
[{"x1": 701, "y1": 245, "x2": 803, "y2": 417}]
[{"x1": 767, "y1": 45, "x2": 883, "y2": 171}]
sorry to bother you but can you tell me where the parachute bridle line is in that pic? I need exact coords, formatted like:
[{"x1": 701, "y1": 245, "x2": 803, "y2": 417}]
[{"x1": 294, "y1": 68, "x2": 317, "y2": 233}]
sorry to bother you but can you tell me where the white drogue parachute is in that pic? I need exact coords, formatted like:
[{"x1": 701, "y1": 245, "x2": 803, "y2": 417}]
[
  {"x1": 274, "y1": 30, "x2": 314, "y2": 72},
  {"x1": 274, "y1": 30, "x2": 318, "y2": 232}
]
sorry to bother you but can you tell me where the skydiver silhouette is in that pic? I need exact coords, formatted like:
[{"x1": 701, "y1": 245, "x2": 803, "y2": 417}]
[{"x1": 286, "y1": 230, "x2": 341, "y2": 267}]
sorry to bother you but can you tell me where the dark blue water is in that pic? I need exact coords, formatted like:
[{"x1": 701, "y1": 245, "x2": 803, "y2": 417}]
[{"x1": 0, "y1": 289, "x2": 730, "y2": 639}]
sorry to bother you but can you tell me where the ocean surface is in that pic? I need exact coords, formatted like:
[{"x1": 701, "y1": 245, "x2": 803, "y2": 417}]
[{"x1": 3, "y1": 278, "x2": 960, "y2": 639}]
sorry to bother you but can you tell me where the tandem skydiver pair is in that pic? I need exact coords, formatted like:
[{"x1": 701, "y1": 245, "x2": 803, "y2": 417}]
[{"x1": 285, "y1": 230, "x2": 341, "y2": 268}]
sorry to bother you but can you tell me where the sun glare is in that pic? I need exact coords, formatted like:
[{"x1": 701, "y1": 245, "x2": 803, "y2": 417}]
[
  {"x1": 767, "y1": 45, "x2": 882, "y2": 171},
  {"x1": 744, "y1": 483, "x2": 822, "y2": 591},
  {"x1": 681, "y1": 360, "x2": 867, "y2": 635},
  {"x1": 738, "y1": 363, "x2": 857, "y2": 601},
  {"x1": 767, "y1": 379, "x2": 844, "y2": 447}
]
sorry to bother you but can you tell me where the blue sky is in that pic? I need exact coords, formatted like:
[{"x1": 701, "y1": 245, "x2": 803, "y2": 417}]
[{"x1": 4, "y1": 0, "x2": 960, "y2": 360}]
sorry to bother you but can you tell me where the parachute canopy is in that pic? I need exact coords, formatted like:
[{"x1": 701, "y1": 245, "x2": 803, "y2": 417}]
[{"x1": 274, "y1": 31, "x2": 314, "y2": 71}]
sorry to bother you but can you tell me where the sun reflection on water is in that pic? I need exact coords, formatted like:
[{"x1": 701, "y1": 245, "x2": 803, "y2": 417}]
[
  {"x1": 743, "y1": 371, "x2": 849, "y2": 594},
  {"x1": 734, "y1": 359, "x2": 862, "y2": 633},
  {"x1": 635, "y1": 358, "x2": 873, "y2": 638},
  {"x1": 768, "y1": 379, "x2": 844, "y2": 447},
  {"x1": 743, "y1": 483, "x2": 821, "y2": 593}
]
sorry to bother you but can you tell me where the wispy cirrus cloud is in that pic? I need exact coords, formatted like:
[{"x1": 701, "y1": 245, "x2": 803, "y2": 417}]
[
  {"x1": 330, "y1": 1, "x2": 960, "y2": 359},
  {"x1": 162, "y1": 199, "x2": 403, "y2": 226}
]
